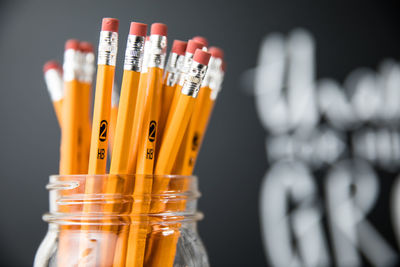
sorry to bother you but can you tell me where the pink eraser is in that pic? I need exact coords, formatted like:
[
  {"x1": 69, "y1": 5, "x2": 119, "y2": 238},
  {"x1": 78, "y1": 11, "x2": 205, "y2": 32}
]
[
  {"x1": 186, "y1": 40, "x2": 203, "y2": 54},
  {"x1": 208, "y1": 46, "x2": 224, "y2": 59},
  {"x1": 102, "y1": 18, "x2": 119, "y2": 32},
  {"x1": 79, "y1": 41, "x2": 94, "y2": 53},
  {"x1": 193, "y1": 49, "x2": 211, "y2": 65},
  {"x1": 43, "y1": 60, "x2": 62, "y2": 73},
  {"x1": 146, "y1": 36, "x2": 150, "y2": 41},
  {"x1": 130, "y1": 22, "x2": 147, "y2": 36},
  {"x1": 193, "y1": 36, "x2": 208, "y2": 47},
  {"x1": 65, "y1": 39, "x2": 80, "y2": 50},
  {"x1": 151, "y1": 23, "x2": 167, "y2": 36},
  {"x1": 171, "y1": 40, "x2": 187, "y2": 56}
]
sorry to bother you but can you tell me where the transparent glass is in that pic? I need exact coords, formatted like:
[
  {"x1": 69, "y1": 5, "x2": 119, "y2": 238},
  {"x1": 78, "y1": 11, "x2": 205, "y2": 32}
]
[{"x1": 34, "y1": 174, "x2": 209, "y2": 267}]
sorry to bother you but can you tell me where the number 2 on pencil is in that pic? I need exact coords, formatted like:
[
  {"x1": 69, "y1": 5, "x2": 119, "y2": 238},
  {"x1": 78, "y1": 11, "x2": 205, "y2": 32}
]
[{"x1": 99, "y1": 120, "x2": 108, "y2": 142}]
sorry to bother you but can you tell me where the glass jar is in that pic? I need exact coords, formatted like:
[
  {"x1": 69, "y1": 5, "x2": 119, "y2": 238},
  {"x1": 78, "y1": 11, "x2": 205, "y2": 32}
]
[{"x1": 34, "y1": 174, "x2": 209, "y2": 267}]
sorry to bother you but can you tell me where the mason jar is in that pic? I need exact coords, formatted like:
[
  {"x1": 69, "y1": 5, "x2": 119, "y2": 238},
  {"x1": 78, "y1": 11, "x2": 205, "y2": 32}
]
[{"x1": 34, "y1": 174, "x2": 209, "y2": 267}]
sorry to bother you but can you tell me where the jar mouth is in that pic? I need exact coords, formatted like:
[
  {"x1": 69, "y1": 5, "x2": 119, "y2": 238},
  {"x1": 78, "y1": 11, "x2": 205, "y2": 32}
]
[
  {"x1": 45, "y1": 174, "x2": 202, "y2": 226},
  {"x1": 43, "y1": 211, "x2": 204, "y2": 226}
]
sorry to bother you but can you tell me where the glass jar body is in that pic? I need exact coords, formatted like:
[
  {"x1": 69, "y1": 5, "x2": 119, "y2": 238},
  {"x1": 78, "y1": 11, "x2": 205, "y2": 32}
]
[{"x1": 34, "y1": 174, "x2": 209, "y2": 267}]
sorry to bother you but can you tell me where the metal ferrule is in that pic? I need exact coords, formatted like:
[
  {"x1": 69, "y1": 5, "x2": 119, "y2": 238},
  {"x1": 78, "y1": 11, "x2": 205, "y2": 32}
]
[
  {"x1": 147, "y1": 35, "x2": 167, "y2": 69},
  {"x1": 208, "y1": 57, "x2": 223, "y2": 90},
  {"x1": 178, "y1": 52, "x2": 194, "y2": 86},
  {"x1": 97, "y1": 31, "x2": 118, "y2": 66},
  {"x1": 63, "y1": 49, "x2": 82, "y2": 82},
  {"x1": 124, "y1": 35, "x2": 145, "y2": 71},
  {"x1": 181, "y1": 61, "x2": 208, "y2": 98},
  {"x1": 141, "y1": 39, "x2": 151, "y2": 73},
  {"x1": 44, "y1": 69, "x2": 63, "y2": 101},
  {"x1": 165, "y1": 52, "x2": 185, "y2": 86},
  {"x1": 201, "y1": 56, "x2": 221, "y2": 88},
  {"x1": 210, "y1": 70, "x2": 225, "y2": 100},
  {"x1": 80, "y1": 52, "x2": 95, "y2": 83}
]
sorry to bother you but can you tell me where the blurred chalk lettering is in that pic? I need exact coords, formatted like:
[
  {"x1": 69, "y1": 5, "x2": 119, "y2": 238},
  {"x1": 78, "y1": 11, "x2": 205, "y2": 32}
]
[{"x1": 244, "y1": 29, "x2": 400, "y2": 267}]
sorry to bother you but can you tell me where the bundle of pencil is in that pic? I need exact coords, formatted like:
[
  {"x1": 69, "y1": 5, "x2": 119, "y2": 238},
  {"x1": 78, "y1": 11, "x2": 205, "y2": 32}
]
[{"x1": 43, "y1": 17, "x2": 226, "y2": 267}]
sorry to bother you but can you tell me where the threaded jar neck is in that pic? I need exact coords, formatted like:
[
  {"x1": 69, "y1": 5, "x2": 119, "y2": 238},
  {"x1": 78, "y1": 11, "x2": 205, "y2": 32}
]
[{"x1": 44, "y1": 174, "x2": 202, "y2": 226}]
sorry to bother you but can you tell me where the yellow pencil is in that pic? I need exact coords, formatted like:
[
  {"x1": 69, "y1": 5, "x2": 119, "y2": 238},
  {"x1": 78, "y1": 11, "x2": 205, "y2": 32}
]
[
  {"x1": 78, "y1": 41, "x2": 95, "y2": 174},
  {"x1": 100, "y1": 22, "x2": 148, "y2": 267},
  {"x1": 156, "y1": 40, "x2": 187, "y2": 156},
  {"x1": 125, "y1": 22, "x2": 168, "y2": 267},
  {"x1": 57, "y1": 39, "x2": 83, "y2": 267},
  {"x1": 145, "y1": 49, "x2": 211, "y2": 267},
  {"x1": 43, "y1": 61, "x2": 63, "y2": 128},
  {"x1": 178, "y1": 46, "x2": 225, "y2": 175},
  {"x1": 78, "y1": 18, "x2": 119, "y2": 267},
  {"x1": 126, "y1": 35, "x2": 151, "y2": 175}
]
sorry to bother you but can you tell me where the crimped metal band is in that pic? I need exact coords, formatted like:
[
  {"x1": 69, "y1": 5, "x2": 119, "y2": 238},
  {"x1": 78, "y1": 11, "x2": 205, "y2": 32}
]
[
  {"x1": 178, "y1": 52, "x2": 194, "y2": 86},
  {"x1": 63, "y1": 49, "x2": 81, "y2": 82},
  {"x1": 98, "y1": 31, "x2": 118, "y2": 66},
  {"x1": 210, "y1": 71, "x2": 224, "y2": 100},
  {"x1": 165, "y1": 52, "x2": 185, "y2": 86},
  {"x1": 141, "y1": 39, "x2": 151, "y2": 73},
  {"x1": 148, "y1": 35, "x2": 167, "y2": 69},
  {"x1": 81, "y1": 52, "x2": 95, "y2": 83},
  {"x1": 44, "y1": 69, "x2": 63, "y2": 101},
  {"x1": 181, "y1": 61, "x2": 208, "y2": 98},
  {"x1": 124, "y1": 35, "x2": 145, "y2": 71}
]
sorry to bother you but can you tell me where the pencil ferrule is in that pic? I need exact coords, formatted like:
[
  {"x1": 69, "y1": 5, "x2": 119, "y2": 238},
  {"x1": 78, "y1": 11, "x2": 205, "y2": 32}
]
[
  {"x1": 63, "y1": 49, "x2": 82, "y2": 82},
  {"x1": 165, "y1": 53, "x2": 185, "y2": 86},
  {"x1": 44, "y1": 69, "x2": 63, "y2": 101},
  {"x1": 98, "y1": 31, "x2": 118, "y2": 66},
  {"x1": 210, "y1": 68, "x2": 225, "y2": 100},
  {"x1": 202, "y1": 57, "x2": 220, "y2": 88},
  {"x1": 148, "y1": 35, "x2": 167, "y2": 69},
  {"x1": 181, "y1": 61, "x2": 208, "y2": 98},
  {"x1": 124, "y1": 35, "x2": 145, "y2": 72},
  {"x1": 81, "y1": 52, "x2": 95, "y2": 83},
  {"x1": 178, "y1": 52, "x2": 194, "y2": 86}
]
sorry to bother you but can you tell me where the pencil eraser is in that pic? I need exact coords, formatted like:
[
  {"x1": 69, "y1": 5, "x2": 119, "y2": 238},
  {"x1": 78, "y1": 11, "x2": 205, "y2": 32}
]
[
  {"x1": 79, "y1": 41, "x2": 94, "y2": 53},
  {"x1": 102, "y1": 18, "x2": 119, "y2": 32},
  {"x1": 186, "y1": 40, "x2": 203, "y2": 54},
  {"x1": 208, "y1": 46, "x2": 224, "y2": 59},
  {"x1": 151, "y1": 23, "x2": 167, "y2": 36},
  {"x1": 43, "y1": 60, "x2": 62, "y2": 73},
  {"x1": 130, "y1": 22, "x2": 147, "y2": 37},
  {"x1": 65, "y1": 39, "x2": 80, "y2": 50},
  {"x1": 146, "y1": 36, "x2": 150, "y2": 41},
  {"x1": 193, "y1": 36, "x2": 208, "y2": 47},
  {"x1": 171, "y1": 40, "x2": 187, "y2": 56},
  {"x1": 193, "y1": 49, "x2": 211, "y2": 66}
]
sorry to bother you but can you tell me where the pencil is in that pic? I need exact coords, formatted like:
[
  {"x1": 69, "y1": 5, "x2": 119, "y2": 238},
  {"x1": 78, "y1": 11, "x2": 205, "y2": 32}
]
[
  {"x1": 87, "y1": 18, "x2": 119, "y2": 175},
  {"x1": 78, "y1": 41, "x2": 95, "y2": 174},
  {"x1": 43, "y1": 61, "x2": 63, "y2": 127},
  {"x1": 145, "y1": 49, "x2": 211, "y2": 267},
  {"x1": 57, "y1": 39, "x2": 83, "y2": 267},
  {"x1": 78, "y1": 18, "x2": 119, "y2": 267},
  {"x1": 100, "y1": 22, "x2": 147, "y2": 267},
  {"x1": 178, "y1": 46, "x2": 224, "y2": 175},
  {"x1": 156, "y1": 40, "x2": 187, "y2": 156},
  {"x1": 59, "y1": 39, "x2": 82, "y2": 175},
  {"x1": 125, "y1": 22, "x2": 168, "y2": 267},
  {"x1": 164, "y1": 40, "x2": 204, "y2": 139},
  {"x1": 126, "y1": 35, "x2": 151, "y2": 175}
]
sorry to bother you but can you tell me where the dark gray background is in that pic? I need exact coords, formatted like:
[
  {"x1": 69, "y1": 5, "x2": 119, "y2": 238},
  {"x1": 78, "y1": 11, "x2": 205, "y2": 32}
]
[{"x1": 0, "y1": 0, "x2": 399, "y2": 266}]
